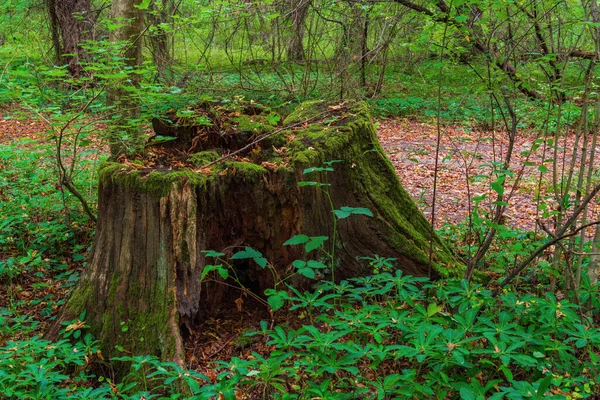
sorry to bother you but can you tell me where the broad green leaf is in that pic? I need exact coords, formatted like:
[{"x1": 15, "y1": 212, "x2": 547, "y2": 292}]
[
  {"x1": 284, "y1": 234, "x2": 310, "y2": 245},
  {"x1": 297, "y1": 267, "x2": 315, "y2": 279},
  {"x1": 202, "y1": 250, "x2": 225, "y2": 258},
  {"x1": 491, "y1": 175, "x2": 505, "y2": 197},
  {"x1": 231, "y1": 247, "x2": 268, "y2": 268},
  {"x1": 333, "y1": 206, "x2": 373, "y2": 219},
  {"x1": 292, "y1": 260, "x2": 306, "y2": 269},
  {"x1": 201, "y1": 264, "x2": 228, "y2": 281},
  {"x1": 536, "y1": 374, "x2": 553, "y2": 398},
  {"x1": 135, "y1": 0, "x2": 152, "y2": 10},
  {"x1": 427, "y1": 303, "x2": 443, "y2": 317},
  {"x1": 267, "y1": 113, "x2": 281, "y2": 126},
  {"x1": 305, "y1": 236, "x2": 328, "y2": 252},
  {"x1": 266, "y1": 290, "x2": 287, "y2": 311},
  {"x1": 459, "y1": 388, "x2": 476, "y2": 400},
  {"x1": 307, "y1": 260, "x2": 327, "y2": 269}
]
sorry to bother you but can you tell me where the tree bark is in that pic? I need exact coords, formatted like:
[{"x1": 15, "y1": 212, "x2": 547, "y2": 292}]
[
  {"x1": 285, "y1": 0, "x2": 310, "y2": 62},
  {"x1": 48, "y1": 101, "x2": 457, "y2": 365},
  {"x1": 147, "y1": 0, "x2": 175, "y2": 80},
  {"x1": 107, "y1": 0, "x2": 145, "y2": 158},
  {"x1": 47, "y1": 0, "x2": 62, "y2": 63},
  {"x1": 47, "y1": 0, "x2": 93, "y2": 74}
]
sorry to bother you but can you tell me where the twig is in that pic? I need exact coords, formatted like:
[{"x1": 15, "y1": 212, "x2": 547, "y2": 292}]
[{"x1": 494, "y1": 215, "x2": 600, "y2": 296}]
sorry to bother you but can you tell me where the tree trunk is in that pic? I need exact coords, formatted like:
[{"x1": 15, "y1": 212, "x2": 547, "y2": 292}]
[
  {"x1": 47, "y1": 0, "x2": 92, "y2": 74},
  {"x1": 47, "y1": 0, "x2": 62, "y2": 63},
  {"x1": 107, "y1": 0, "x2": 144, "y2": 158},
  {"x1": 48, "y1": 101, "x2": 457, "y2": 365},
  {"x1": 147, "y1": 0, "x2": 175, "y2": 81},
  {"x1": 589, "y1": 224, "x2": 600, "y2": 286},
  {"x1": 285, "y1": 0, "x2": 310, "y2": 62}
]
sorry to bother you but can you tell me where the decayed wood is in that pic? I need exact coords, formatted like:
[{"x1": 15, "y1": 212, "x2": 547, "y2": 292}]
[{"x1": 48, "y1": 101, "x2": 457, "y2": 365}]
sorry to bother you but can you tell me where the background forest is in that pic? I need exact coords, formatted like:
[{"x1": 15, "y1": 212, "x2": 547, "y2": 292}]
[{"x1": 1, "y1": 0, "x2": 600, "y2": 398}]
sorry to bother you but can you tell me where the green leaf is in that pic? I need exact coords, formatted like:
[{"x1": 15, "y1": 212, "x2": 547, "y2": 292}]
[
  {"x1": 255, "y1": 257, "x2": 268, "y2": 268},
  {"x1": 491, "y1": 175, "x2": 505, "y2": 197},
  {"x1": 284, "y1": 234, "x2": 310, "y2": 246},
  {"x1": 201, "y1": 264, "x2": 228, "y2": 281},
  {"x1": 266, "y1": 290, "x2": 287, "y2": 311},
  {"x1": 135, "y1": 0, "x2": 152, "y2": 10},
  {"x1": 459, "y1": 388, "x2": 476, "y2": 400},
  {"x1": 333, "y1": 207, "x2": 373, "y2": 219},
  {"x1": 231, "y1": 247, "x2": 268, "y2": 268},
  {"x1": 333, "y1": 209, "x2": 351, "y2": 219},
  {"x1": 298, "y1": 181, "x2": 329, "y2": 187},
  {"x1": 305, "y1": 236, "x2": 328, "y2": 252},
  {"x1": 292, "y1": 260, "x2": 306, "y2": 269},
  {"x1": 323, "y1": 160, "x2": 342, "y2": 166},
  {"x1": 202, "y1": 250, "x2": 225, "y2": 258},
  {"x1": 297, "y1": 267, "x2": 315, "y2": 279},
  {"x1": 536, "y1": 374, "x2": 553, "y2": 398},
  {"x1": 307, "y1": 260, "x2": 327, "y2": 269},
  {"x1": 267, "y1": 113, "x2": 281, "y2": 126},
  {"x1": 426, "y1": 303, "x2": 443, "y2": 317},
  {"x1": 303, "y1": 166, "x2": 334, "y2": 174}
]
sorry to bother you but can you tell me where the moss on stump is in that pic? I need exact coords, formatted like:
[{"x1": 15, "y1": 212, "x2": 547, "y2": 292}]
[{"x1": 48, "y1": 101, "x2": 458, "y2": 368}]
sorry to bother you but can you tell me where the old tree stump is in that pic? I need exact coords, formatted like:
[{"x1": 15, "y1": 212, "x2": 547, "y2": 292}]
[{"x1": 49, "y1": 101, "x2": 457, "y2": 364}]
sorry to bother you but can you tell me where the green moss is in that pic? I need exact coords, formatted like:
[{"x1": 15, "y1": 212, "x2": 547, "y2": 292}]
[
  {"x1": 62, "y1": 280, "x2": 92, "y2": 316},
  {"x1": 189, "y1": 150, "x2": 220, "y2": 167},
  {"x1": 231, "y1": 115, "x2": 273, "y2": 134},
  {"x1": 223, "y1": 161, "x2": 268, "y2": 182},
  {"x1": 98, "y1": 161, "x2": 128, "y2": 180},
  {"x1": 265, "y1": 132, "x2": 287, "y2": 148},
  {"x1": 291, "y1": 149, "x2": 320, "y2": 167},
  {"x1": 98, "y1": 162, "x2": 208, "y2": 197},
  {"x1": 232, "y1": 330, "x2": 253, "y2": 348},
  {"x1": 283, "y1": 100, "x2": 326, "y2": 125},
  {"x1": 283, "y1": 100, "x2": 460, "y2": 277}
]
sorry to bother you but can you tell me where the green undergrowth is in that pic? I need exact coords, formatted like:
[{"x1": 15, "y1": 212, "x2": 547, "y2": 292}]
[
  {"x1": 0, "y1": 138, "x2": 95, "y2": 319},
  {"x1": 1, "y1": 275, "x2": 599, "y2": 399},
  {"x1": 0, "y1": 139, "x2": 95, "y2": 261}
]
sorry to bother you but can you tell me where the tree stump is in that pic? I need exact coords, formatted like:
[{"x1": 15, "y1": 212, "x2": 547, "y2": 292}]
[{"x1": 48, "y1": 101, "x2": 457, "y2": 364}]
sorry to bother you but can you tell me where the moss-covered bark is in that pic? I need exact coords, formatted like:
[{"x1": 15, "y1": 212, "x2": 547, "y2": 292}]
[{"x1": 48, "y1": 101, "x2": 458, "y2": 366}]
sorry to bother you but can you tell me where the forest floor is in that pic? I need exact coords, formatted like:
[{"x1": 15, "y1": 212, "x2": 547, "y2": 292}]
[
  {"x1": 378, "y1": 118, "x2": 600, "y2": 232},
  {"x1": 2, "y1": 111, "x2": 600, "y2": 371}
]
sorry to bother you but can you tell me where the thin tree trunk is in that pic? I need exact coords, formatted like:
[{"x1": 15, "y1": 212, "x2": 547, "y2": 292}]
[
  {"x1": 148, "y1": 0, "x2": 175, "y2": 80},
  {"x1": 589, "y1": 224, "x2": 600, "y2": 286},
  {"x1": 286, "y1": 0, "x2": 310, "y2": 62},
  {"x1": 51, "y1": 0, "x2": 93, "y2": 74},
  {"x1": 107, "y1": 0, "x2": 144, "y2": 158},
  {"x1": 47, "y1": 0, "x2": 62, "y2": 63}
]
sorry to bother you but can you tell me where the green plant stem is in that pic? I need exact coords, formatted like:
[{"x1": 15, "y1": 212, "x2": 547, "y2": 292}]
[{"x1": 322, "y1": 184, "x2": 337, "y2": 283}]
